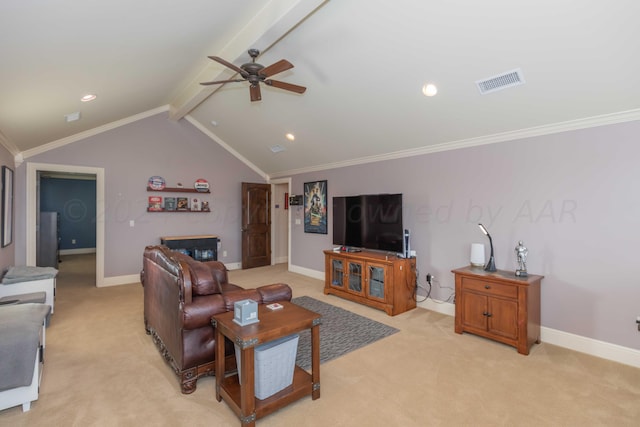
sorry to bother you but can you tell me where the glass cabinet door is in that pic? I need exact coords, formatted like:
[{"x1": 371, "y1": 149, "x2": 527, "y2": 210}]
[
  {"x1": 367, "y1": 264, "x2": 386, "y2": 300},
  {"x1": 331, "y1": 258, "x2": 345, "y2": 288},
  {"x1": 347, "y1": 261, "x2": 363, "y2": 293}
]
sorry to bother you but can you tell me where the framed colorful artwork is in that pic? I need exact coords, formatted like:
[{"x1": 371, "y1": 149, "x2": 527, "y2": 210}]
[{"x1": 304, "y1": 180, "x2": 327, "y2": 234}]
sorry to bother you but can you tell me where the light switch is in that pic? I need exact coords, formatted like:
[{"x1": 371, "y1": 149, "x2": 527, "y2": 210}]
[
  {"x1": 129, "y1": 220, "x2": 135, "y2": 227},
  {"x1": 295, "y1": 218, "x2": 301, "y2": 225}
]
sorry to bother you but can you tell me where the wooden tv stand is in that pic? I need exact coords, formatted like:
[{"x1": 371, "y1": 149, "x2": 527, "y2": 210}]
[{"x1": 323, "y1": 250, "x2": 416, "y2": 316}]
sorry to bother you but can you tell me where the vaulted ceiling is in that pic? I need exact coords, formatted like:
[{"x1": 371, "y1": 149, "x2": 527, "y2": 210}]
[{"x1": 2, "y1": 0, "x2": 639, "y2": 177}]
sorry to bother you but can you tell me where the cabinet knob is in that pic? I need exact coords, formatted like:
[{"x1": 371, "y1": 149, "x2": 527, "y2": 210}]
[
  {"x1": 484, "y1": 285, "x2": 490, "y2": 289},
  {"x1": 482, "y1": 311, "x2": 493, "y2": 317}
]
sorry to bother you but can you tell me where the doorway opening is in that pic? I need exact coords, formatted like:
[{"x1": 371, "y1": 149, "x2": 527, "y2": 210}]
[
  {"x1": 26, "y1": 162, "x2": 105, "y2": 286},
  {"x1": 270, "y1": 178, "x2": 291, "y2": 269}
]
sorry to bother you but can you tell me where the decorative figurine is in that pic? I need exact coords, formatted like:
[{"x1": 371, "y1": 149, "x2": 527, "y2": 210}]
[{"x1": 515, "y1": 240, "x2": 528, "y2": 277}]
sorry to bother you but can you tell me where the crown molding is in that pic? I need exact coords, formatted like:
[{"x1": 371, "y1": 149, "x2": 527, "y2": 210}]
[
  {"x1": 12, "y1": 104, "x2": 640, "y2": 177},
  {"x1": 20, "y1": 105, "x2": 171, "y2": 160},
  {"x1": 269, "y1": 108, "x2": 640, "y2": 179},
  {"x1": 185, "y1": 115, "x2": 268, "y2": 181},
  {"x1": 0, "y1": 128, "x2": 21, "y2": 162}
]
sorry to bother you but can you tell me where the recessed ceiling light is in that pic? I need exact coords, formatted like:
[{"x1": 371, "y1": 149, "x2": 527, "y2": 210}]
[
  {"x1": 81, "y1": 94, "x2": 97, "y2": 102},
  {"x1": 285, "y1": 133, "x2": 295, "y2": 141},
  {"x1": 422, "y1": 83, "x2": 438, "y2": 97}
]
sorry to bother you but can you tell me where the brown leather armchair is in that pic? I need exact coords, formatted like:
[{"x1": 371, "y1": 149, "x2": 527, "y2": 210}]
[{"x1": 140, "y1": 245, "x2": 292, "y2": 393}]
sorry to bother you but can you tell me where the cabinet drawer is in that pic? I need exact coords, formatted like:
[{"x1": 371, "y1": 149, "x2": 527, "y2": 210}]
[{"x1": 461, "y1": 277, "x2": 517, "y2": 299}]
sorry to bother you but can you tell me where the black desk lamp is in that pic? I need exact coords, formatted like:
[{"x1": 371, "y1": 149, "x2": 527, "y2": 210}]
[{"x1": 478, "y1": 223, "x2": 497, "y2": 272}]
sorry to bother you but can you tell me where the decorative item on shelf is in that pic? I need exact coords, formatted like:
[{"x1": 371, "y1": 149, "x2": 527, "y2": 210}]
[
  {"x1": 194, "y1": 178, "x2": 210, "y2": 192},
  {"x1": 470, "y1": 243, "x2": 485, "y2": 267},
  {"x1": 176, "y1": 197, "x2": 189, "y2": 211},
  {"x1": 164, "y1": 197, "x2": 176, "y2": 211},
  {"x1": 515, "y1": 240, "x2": 528, "y2": 277},
  {"x1": 176, "y1": 182, "x2": 183, "y2": 188},
  {"x1": 191, "y1": 197, "x2": 201, "y2": 211},
  {"x1": 233, "y1": 299, "x2": 259, "y2": 326},
  {"x1": 148, "y1": 176, "x2": 166, "y2": 190},
  {"x1": 477, "y1": 223, "x2": 497, "y2": 272},
  {"x1": 201, "y1": 201, "x2": 210, "y2": 212},
  {"x1": 148, "y1": 196, "x2": 163, "y2": 211}
]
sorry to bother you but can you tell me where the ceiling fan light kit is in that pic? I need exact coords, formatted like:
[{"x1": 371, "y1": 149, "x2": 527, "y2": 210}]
[{"x1": 200, "y1": 49, "x2": 306, "y2": 102}]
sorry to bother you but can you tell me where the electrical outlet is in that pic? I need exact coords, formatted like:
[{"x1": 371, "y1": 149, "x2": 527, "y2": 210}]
[{"x1": 71, "y1": 239, "x2": 76, "y2": 244}]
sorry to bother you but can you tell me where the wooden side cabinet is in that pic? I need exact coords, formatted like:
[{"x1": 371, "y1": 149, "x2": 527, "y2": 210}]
[
  {"x1": 452, "y1": 266, "x2": 543, "y2": 355},
  {"x1": 324, "y1": 250, "x2": 416, "y2": 316}
]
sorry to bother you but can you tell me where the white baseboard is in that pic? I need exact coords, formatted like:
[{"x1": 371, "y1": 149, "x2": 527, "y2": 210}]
[
  {"x1": 289, "y1": 264, "x2": 325, "y2": 281},
  {"x1": 99, "y1": 262, "x2": 236, "y2": 287},
  {"x1": 417, "y1": 298, "x2": 456, "y2": 317},
  {"x1": 59, "y1": 248, "x2": 96, "y2": 256},
  {"x1": 291, "y1": 264, "x2": 640, "y2": 369},
  {"x1": 273, "y1": 256, "x2": 288, "y2": 264},
  {"x1": 98, "y1": 274, "x2": 140, "y2": 287},
  {"x1": 540, "y1": 327, "x2": 640, "y2": 369},
  {"x1": 225, "y1": 262, "x2": 242, "y2": 270},
  {"x1": 105, "y1": 260, "x2": 640, "y2": 369}
]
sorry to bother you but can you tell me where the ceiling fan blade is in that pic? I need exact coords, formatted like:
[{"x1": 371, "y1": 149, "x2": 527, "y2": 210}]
[
  {"x1": 208, "y1": 56, "x2": 248, "y2": 78},
  {"x1": 264, "y1": 79, "x2": 307, "y2": 94},
  {"x1": 200, "y1": 78, "x2": 245, "y2": 86},
  {"x1": 250, "y1": 84, "x2": 262, "y2": 102},
  {"x1": 260, "y1": 59, "x2": 294, "y2": 77}
]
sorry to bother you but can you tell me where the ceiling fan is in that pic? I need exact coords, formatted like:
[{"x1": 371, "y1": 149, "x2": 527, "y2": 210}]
[{"x1": 200, "y1": 49, "x2": 307, "y2": 102}]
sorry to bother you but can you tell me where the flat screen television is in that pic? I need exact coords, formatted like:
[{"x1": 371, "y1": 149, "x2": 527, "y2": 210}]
[{"x1": 333, "y1": 193, "x2": 404, "y2": 253}]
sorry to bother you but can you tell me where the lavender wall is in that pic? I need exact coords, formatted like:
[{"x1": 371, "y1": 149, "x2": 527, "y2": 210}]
[
  {"x1": 16, "y1": 112, "x2": 264, "y2": 276},
  {"x1": 0, "y1": 144, "x2": 15, "y2": 271},
  {"x1": 290, "y1": 120, "x2": 640, "y2": 350}
]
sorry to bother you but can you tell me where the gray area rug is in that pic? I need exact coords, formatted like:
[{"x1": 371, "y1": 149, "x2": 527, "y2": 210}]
[{"x1": 292, "y1": 296, "x2": 399, "y2": 371}]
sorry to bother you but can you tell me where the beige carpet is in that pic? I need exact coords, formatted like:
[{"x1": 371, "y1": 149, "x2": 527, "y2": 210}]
[{"x1": 1, "y1": 254, "x2": 639, "y2": 426}]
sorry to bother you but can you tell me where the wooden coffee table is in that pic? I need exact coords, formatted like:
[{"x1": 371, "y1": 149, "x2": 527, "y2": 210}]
[{"x1": 212, "y1": 301, "x2": 321, "y2": 426}]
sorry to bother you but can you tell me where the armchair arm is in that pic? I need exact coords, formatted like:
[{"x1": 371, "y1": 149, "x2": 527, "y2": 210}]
[
  {"x1": 222, "y1": 289, "x2": 262, "y2": 312},
  {"x1": 220, "y1": 283, "x2": 292, "y2": 311},
  {"x1": 257, "y1": 283, "x2": 292, "y2": 303}
]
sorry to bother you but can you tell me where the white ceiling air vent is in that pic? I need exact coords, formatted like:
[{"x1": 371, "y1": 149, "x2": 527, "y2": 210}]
[
  {"x1": 65, "y1": 111, "x2": 81, "y2": 122},
  {"x1": 476, "y1": 68, "x2": 525, "y2": 95},
  {"x1": 269, "y1": 144, "x2": 286, "y2": 153}
]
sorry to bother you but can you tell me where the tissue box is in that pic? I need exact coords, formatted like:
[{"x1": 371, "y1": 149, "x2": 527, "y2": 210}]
[{"x1": 233, "y1": 299, "x2": 259, "y2": 326}]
